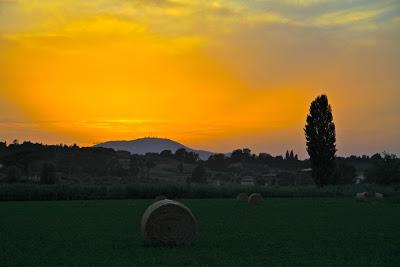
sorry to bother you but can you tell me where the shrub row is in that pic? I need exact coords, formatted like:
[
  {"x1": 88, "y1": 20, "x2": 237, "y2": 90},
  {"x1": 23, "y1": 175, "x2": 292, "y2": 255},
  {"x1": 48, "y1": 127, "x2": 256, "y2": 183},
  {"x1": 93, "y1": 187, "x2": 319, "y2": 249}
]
[{"x1": 0, "y1": 183, "x2": 399, "y2": 201}]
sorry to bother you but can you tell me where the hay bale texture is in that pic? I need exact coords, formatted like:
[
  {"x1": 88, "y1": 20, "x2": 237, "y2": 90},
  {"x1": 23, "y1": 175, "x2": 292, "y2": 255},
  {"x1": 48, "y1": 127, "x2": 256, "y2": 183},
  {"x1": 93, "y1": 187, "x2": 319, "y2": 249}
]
[
  {"x1": 237, "y1": 192, "x2": 248, "y2": 202},
  {"x1": 141, "y1": 199, "x2": 197, "y2": 246},
  {"x1": 154, "y1": 195, "x2": 167, "y2": 202},
  {"x1": 355, "y1": 192, "x2": 369, "y2": 201},
  {"x1": 248, "y1": 193, "x2": 264, "y2": 205}
]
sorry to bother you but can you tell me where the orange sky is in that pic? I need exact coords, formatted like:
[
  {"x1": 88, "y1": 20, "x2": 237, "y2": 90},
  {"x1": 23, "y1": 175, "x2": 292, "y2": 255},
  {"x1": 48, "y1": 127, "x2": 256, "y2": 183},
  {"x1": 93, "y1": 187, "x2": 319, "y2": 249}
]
[{"x1": 0, "y1": 0, "x2": 399, "y2": 156}]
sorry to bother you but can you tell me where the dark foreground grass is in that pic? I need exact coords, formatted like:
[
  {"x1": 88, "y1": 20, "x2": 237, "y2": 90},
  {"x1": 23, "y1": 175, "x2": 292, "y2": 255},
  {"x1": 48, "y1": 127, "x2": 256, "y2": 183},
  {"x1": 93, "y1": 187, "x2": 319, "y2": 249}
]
[{"x1": 1, "y1": 198, "x2": 400, "y2": 266}]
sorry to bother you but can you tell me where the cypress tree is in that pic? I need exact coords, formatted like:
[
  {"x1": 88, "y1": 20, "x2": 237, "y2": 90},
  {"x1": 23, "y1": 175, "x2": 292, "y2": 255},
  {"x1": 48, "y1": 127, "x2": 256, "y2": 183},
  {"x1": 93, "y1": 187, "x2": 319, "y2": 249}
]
[{"x1": 305, "y1": 95, "x2": 337, "y2": 186}]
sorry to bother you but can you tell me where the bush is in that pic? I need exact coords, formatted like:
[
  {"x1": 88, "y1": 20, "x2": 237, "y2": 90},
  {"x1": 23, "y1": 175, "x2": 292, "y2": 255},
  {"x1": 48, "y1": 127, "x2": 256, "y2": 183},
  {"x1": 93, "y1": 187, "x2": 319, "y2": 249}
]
[
  {"x1": 335, "y1": 162, "x2": 357, "y2": 184},
  {"x1": 366, "y1": 153, "x2": 400, "y2": 185},
  {"x1": 0, "y1": 183, "x2": 397, "y2": 201},
  {"x1": 188, "y1": 164, "x2": 207, "y2": 184},
  {"x1": 40, "y1": 163, "x2": 57, "y2": 184},
  {"x1": 5, "y1": 166, "x2": 22, "y2": 183}
]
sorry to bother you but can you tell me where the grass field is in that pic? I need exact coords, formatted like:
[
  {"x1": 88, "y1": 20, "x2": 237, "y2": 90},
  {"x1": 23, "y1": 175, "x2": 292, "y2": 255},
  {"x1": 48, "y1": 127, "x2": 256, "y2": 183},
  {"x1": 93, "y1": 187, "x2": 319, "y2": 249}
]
[{"x1": 1, "y1": 198, "x2": 400, "y2": 266}]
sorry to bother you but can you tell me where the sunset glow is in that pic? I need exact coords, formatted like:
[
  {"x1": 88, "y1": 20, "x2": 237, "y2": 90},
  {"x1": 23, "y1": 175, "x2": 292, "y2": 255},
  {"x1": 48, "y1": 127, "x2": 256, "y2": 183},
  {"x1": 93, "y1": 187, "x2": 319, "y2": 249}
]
[{"x1": 1, "y1": 0, "x2": 399, "y2": 156}]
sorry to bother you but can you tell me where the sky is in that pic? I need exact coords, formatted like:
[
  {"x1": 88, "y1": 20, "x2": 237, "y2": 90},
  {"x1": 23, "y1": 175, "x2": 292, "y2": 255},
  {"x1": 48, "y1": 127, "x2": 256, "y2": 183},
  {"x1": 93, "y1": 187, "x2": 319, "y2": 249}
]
[{"x1": 0, "y1": 0, "x2": 399, "y2": 157}]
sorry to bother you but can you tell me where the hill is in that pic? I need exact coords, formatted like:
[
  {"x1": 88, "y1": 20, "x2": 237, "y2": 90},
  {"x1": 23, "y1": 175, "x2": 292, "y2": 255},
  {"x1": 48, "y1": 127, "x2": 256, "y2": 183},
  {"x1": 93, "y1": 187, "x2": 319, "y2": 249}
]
[{"x1": 94, "y1": 137, "x2": 214, "y2": 160}]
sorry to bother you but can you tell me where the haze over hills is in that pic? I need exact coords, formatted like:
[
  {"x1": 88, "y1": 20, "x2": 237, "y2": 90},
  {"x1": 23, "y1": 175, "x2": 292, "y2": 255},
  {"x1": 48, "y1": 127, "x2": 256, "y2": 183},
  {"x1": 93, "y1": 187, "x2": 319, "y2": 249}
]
[{"x1": 94, "y1": 137, "x2": 215, "y2": 160}]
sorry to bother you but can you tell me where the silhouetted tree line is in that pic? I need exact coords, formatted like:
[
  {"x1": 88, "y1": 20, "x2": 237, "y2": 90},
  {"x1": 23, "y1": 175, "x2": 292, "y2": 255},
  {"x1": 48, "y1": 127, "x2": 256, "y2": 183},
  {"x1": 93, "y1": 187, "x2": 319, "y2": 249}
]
[
  {"x1": 208, "y1": 149, "x2": 304, "y2": 169},
  {"x1": 365, "y1": 153, "x2": 400, "y2": 185},
  {"x1": 285, "y1": 150, "x2": 298, "y2": 161},
  {"x1": 0, "y1": 141, "x2": 157, "y2": 184},
  {"x1": 0, "y1": 137, "x2": 398, "y2": 186},
  {"x1": 160, "y1": 148, "x2": 199, "y2": 163}
]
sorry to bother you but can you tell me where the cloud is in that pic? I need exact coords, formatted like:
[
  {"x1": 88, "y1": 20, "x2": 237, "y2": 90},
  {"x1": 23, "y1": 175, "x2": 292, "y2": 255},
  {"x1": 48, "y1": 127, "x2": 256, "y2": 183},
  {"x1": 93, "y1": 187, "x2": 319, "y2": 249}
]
[
  {"x1": 2, "y1": 0, "x2": 398, "y2": 44},
  {"x1": 245, "y1": 12, "x2": 291, "y2": 25},
  {"x1": 284, "y1": 0, "x2": 332, "y2": 7},
  {"x1": 1, "y1": 0, "x2": 400, "y2": 154},
  {"x1": 315, "y1": 7, "x2": 388, "y2": 26}
]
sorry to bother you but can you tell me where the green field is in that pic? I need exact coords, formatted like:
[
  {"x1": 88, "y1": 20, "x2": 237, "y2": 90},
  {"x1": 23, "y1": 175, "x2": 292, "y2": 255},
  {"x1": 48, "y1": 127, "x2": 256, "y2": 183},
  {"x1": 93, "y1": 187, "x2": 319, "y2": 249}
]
[{"x1": 1, "y1": 198, "x2": 400, "y2": 266}]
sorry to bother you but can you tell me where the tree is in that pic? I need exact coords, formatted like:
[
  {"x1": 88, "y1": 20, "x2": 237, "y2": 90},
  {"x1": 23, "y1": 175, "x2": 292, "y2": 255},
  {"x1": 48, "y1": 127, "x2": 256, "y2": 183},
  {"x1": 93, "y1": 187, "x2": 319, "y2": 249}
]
[
  {"x1": 174, "y1": 148, "x2": 199, "y2": 163},
  {"x1": 5, "y1": 166, "x2": 22, "y2": 183},
  {"x1": 366, "y1": 153, "x2": 400, "y2": 185},
  {"x1": 231, "y1": 148, "x2": 252, "y2": 162},
  {"x1": 129, "y1": 156, "x2": 141, "y2": 179},
  {"x1": 371, "y1": 153, "x2": 382, "y2": 161},
  {"x1": 305, "y1": 95, "x2": 337, "y2": 186},
  {"x1": 145, "y1": 160, "x2": 156, "y2": 178},
  {"x1": 160, "y1": 149, "x2": 173, "y2": 158},
  {"x1": 177, "y1": 163, "x2": 184, "y2": 173},
  {"x1": 207, "y1": 153, "x2": 226, "y2": 170},
  {"x1": 334, "y1": 161, "x2": 356, "y2": 184},
  {"x1": 231, "y1": 149, "x2": 244, "y2": 161},
  {"x1": 188, "y1": 164, "x2": 207, "y2": 184},
  {"x1": 243, "y1": 148, "x2": 251, "y2": 158},
  {"x1": 175, "y1": 148, "x2": 187, "y2": 160},
  {"x1": 185, "y1": 151, "x2": 199, "y2": 163},
  {"x1": 40, "y1": 163, "x2": 57, "y2": 184}
]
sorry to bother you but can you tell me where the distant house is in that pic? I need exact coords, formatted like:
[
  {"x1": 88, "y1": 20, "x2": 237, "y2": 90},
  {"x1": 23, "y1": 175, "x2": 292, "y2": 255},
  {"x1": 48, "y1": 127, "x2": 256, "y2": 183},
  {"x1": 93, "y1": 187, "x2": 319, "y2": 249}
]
[{"x1": 240, "y1": 176, "x2": 255, "y2": 186}]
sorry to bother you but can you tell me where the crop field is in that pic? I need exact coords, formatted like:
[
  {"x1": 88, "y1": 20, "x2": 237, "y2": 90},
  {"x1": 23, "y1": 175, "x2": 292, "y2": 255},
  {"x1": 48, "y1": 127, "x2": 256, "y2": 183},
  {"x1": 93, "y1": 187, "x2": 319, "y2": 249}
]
[{"x1": 1, "y1": 198, "x2": 400, "y2": 266}]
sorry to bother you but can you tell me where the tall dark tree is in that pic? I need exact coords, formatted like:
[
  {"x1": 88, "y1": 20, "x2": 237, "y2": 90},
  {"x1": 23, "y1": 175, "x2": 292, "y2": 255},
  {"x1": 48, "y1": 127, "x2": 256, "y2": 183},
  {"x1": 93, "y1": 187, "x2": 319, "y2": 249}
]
[{"x1": 305, "y1": 95, "x2": 337, "y2": 186}]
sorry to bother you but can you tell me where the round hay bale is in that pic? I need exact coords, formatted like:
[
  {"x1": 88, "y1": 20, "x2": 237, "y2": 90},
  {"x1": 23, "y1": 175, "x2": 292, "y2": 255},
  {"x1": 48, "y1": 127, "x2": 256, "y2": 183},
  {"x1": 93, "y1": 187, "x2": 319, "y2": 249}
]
[
  {"x1": 236, "y1": 192, "x2": 248, "y2": 202},
  {"x1": 248, "y1": 193, "x2": 263, "y2": 205},
  {"x1": 141, "y1": 199, "x2": 197, "y2": 246},
  {"x1": 355, "y1": 192, "x2": 369, "y2": 201},
  {"x1": 154, "y1": 195, "x2": 167, "y2": 202}
]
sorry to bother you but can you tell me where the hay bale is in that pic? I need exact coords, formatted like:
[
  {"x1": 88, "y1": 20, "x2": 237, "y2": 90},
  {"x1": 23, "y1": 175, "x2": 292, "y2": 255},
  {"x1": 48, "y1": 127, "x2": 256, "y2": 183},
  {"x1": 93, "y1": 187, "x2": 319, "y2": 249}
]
[
  {"x1": 236, "y1": 192, "x2": 248, "y2": 202},
  {"x1": 141, "y1": 199, "x2": 197, "y2": 246},
  {"x1": 375, "y1": 192, "x2": 384, "y2": 199},
  {"x1": 355, "y1": 192, "x2": 369, "y2": 201},
  {"x1": 248, "y1": 193, "x2": 263, "y2": 205},
  {"x1": 154, "y1": 195, "x2": 167, "y2": 202}
]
